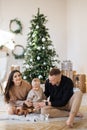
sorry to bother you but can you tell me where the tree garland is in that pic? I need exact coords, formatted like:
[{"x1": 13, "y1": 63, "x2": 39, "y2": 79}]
[
  {"x1": 12, "y1": 45, "x2": 25, "y2": 59},
  {"x1": 9, "y1": 18, "x2": 22, "y2": 34}
]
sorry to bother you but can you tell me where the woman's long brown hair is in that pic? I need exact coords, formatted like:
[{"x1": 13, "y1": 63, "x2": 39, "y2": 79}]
[{"x1": 4, "y1": 70, "x2": 21, "y2": 103}]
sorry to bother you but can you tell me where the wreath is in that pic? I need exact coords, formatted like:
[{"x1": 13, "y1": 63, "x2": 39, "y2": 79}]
[
  {"x1": 9, "y1": 18, "x2": 22, "y2": 34},
  {"x1": 0, "y1": 45, "x2": 4, "y2": 50},
  {"x1": 12, "y1": 45, "x2": 25, "y2": 59}
]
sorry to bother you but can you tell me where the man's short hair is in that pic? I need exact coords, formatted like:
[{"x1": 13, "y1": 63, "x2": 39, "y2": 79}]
[{"x1": 49, "y1": 68, "x2": 61, "y2": 76}]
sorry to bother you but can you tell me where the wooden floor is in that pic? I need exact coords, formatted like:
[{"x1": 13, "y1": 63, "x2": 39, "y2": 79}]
[
  {"x1": 0, "y1": 94, "x2": 87, "y2": 130},
  {"x1": 0, "y1": 117, "x2": 87, "y2": 130},
  {"x1": 0, "y1": 121, "x2": 68, "y2": 130}
]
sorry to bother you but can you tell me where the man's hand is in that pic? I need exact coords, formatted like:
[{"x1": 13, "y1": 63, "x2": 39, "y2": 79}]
[
  {"x1": 39, "y1": 101, "x2": 51, "y2": 107},
  {"x1": 38, "y1": 102, "x2": 46, "y2": 107}
]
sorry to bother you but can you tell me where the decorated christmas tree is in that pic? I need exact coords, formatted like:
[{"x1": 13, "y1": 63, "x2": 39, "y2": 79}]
[{"x1": 23, "y1": 8, "x2": 60, "y2": 83}]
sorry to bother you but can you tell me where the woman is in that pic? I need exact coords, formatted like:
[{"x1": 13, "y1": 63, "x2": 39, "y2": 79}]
[{"x1": 4, "y1": 70, "x2": 32, "y2": 115}]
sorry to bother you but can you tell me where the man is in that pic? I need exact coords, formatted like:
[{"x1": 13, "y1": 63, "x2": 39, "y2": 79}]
[{"x1": 39, "y1": 68, "x2": 83, "y2": 128}]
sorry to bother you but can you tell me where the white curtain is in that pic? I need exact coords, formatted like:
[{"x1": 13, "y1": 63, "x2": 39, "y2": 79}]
[{"x1": 0, "y1": 51, "x2": 8, "y2": 84}]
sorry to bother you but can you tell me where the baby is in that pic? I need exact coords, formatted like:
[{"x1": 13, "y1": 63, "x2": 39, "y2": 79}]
[{"x1": 24, "y1": 78, "x2": 46, "y2": 112}]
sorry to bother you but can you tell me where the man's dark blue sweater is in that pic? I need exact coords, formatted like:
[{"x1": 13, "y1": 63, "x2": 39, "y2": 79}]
[{"x1": 44, "y1": 75, "x2": 74, "y2": 107}]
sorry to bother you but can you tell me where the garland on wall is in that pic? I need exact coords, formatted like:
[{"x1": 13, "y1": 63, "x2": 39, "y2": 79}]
[{"x1": 9, "y1": 18, "x2": 22, "y2": 34}]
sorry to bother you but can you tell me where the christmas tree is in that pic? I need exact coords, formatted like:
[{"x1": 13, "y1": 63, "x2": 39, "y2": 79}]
[{"x1": 23, "y1": 8, "x2": 60, "y2": 83}]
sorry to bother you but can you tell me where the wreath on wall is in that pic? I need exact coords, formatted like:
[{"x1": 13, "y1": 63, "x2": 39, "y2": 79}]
[
  {"x1": 12, "y1": 45, "x2": 25, "y2": 59},
  {"x1": 9, "y1": 18, "x2": 22, "y2": 34}
]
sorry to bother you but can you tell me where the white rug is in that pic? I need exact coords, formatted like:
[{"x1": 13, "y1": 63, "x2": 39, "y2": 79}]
[
  {"x1": 0, "y1": 113, "x2": 69, "y2": 122},
  {"x1": 0, "y1": 93, "x2": 86, "y2": 123},
  {"x1": 0, "y1": 112, "x2": 86, "y2": 124}
]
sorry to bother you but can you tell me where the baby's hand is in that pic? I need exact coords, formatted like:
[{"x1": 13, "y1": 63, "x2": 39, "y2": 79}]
[{"x1": 24, "y1": 100, "x2": 33, "y2": 107}]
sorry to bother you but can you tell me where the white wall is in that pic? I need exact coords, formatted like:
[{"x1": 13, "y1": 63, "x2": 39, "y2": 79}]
[
  {"x1": 0, "y1": 0, "x2": 67, "y2": 72},
  {"x1": 67, "y1": 0, "x2": 87, "y2": 75}
]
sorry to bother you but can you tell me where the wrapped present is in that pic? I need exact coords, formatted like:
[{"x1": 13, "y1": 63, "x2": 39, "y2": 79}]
[
  {"x1": 73, "y1": 74, "x2": 86, "y2": 93},
  {"x1": 61, "y1": 70, "x2": 74, "y2": 81},
  {"x1": 61, "y1": 60, "x2": 73, "y2": 71}
]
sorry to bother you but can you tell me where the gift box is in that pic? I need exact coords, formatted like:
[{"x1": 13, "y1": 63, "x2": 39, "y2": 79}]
[{"x1": 73, "y1": 74, "x2": 86, "y2": 93}]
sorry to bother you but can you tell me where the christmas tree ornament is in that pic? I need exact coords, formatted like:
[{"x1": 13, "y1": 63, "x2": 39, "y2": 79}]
[
  {"x1": 43, "y1": 62, "x2": 46, "y2": 65},
  {"x1": 42, "y1": 47, "x2": 45, "y2": 50},
  {"x1": 23, "y1": 76, "x2": 27, "y2": 79},
  {"x1": 38, "y1": 75, "x2": 43, "y2": 79},
  {"x1": 37, "y1": 47, "x2": 40, "y2": 50},
  {"x1": 30, "y1": 59, "x2": 33, "y2": 62},
  {"x1": 36, "y1": 25, "x2": 39, "y2": 29},
  {"x1": 37, "y1": 56, "x2": 40, "y2": 60},
  {"x1": 26, "y1": 64, "x2": 29, "y2": 69},
  {"x1": 42, "y1": 38, "x2": 45, "y2": 42}
]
